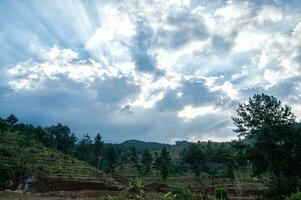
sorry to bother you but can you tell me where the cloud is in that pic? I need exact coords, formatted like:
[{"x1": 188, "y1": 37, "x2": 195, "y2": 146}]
[
  {"x1": 1, "y1": 0, "x2": 301, "y2": 143},
  {"x1": 256, "y1": 5, "x2": 283, "y2": 24},
  {"x1": 178, "y1": 105, "x2": 224, "y2": 121},
  {"x1": 214, "y1": 1, "x2": 252, "y2": 21},
  {"x1": 131, "y1": 21, "x2": 158, "y2": 73}
]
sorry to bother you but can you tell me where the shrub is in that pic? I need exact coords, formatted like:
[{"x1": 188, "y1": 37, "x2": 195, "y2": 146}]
[
  {"x1": 214, "y1": 188, "x2": 229, "y2": 200},
  {"x1": 285, "y1": 192, "x2": 301, "y2": 200},
  {"x1": 0, "y1": 164, "x2": 13, "y2": 189},
  {"x1": 162, "y1": 188, "x2": 194, "y2": 200}
]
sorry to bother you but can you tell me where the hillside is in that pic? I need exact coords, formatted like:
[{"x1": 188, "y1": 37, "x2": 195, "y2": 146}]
[
  {"x1": 120, "y1": 139, "x2": 172, "y2": 151},
  {"x1": 0, "y1": 132, "x2": 122, "y2": 192}
]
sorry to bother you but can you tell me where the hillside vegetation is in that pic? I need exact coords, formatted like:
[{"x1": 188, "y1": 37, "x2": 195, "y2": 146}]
[{"x1": 0, "y1": 131, "x2": 122, "y2": 191}]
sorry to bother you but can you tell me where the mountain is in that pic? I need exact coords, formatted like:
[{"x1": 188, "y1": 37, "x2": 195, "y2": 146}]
[
  {"x1": 120, "y1": 139, "x2": 173, "y2": 151},
  {"x1": 119, "y1": 139, "x2": 199, "y2": 151}
]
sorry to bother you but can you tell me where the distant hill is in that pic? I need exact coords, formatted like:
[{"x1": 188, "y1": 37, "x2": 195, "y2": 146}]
[
  {"x1": 119, "y1": 139, "x2": 201, "y2": 151},
  {"x1": 120, "y1": 139, "x2": 173, "y2": 151}
]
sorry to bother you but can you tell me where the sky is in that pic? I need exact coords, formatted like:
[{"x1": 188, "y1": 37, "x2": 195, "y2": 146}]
[{"x1": 1, "y1": 0, "x2": 301, "y2": 143}]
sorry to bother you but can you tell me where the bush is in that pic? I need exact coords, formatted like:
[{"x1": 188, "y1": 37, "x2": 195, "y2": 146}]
[
  {"x1": 162, "y1": 188, "x2": 194, "y2": 200},
  {"x1": 214, "y1": 188, "x2": 229, "y2": 200},
  {"x1": 285, "y1": 192, "x2": 301, "y2": 200},
  {"x1": 0, "y1": 164, "x2": 13, "y2": 189}
]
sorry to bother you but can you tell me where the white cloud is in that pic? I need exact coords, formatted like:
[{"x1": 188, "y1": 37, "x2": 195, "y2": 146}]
[
  {"x1": 231, "y1": 66, "x2": 248, "y2": 81},
  {"x1": 256, "y1": 5, "x2": 283, "y2": 24},
  {"x1": 178, "y1": 105, "x2": 230, "y2": 121},
  {"x1": 211, "y1": 81, "x2": 240, "y2": 100},
  {"x1": 234, "y1": 30, "x2": 269, "y2": 52},
  {"x1": 214, "y1": 1, "x2": 252, "y2": 21},
  {"x1": 7, "y1": 46, "x2": 122, "y2": 90}
]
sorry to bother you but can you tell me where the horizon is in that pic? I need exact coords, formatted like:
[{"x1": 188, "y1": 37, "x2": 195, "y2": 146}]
[{"x1": 1, "y1": 0, "x2": 301, "y2": 143}]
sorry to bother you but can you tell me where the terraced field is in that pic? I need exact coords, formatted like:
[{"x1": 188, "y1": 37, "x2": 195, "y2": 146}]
[{"x1": 0, "y1": 143, "x2": 122, "y2": 192}]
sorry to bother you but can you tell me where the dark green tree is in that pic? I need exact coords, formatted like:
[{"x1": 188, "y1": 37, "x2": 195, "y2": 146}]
[
  {"x1": 103, "y1": 144, "x2": 119, "y2": 173},
  {"x1": 45, "y1": 123, "x2": 77, "y2": 154},
  {"x1": 182, "y1": 144, "x2": 204, "y2": 178},
  {"x1": 141, "y1": 149, "x2": 153, "y2": 174},
  {"x1": 5, "y1": 114, "x2": 18, "y2": 128},
  {"x1": 153, "y1": 152, "x2": 160, "y2": 170},
  {"x1": 0, "y1": 118, "x2": 8, "y2": 132},
  {"x1": 232, "y1": 93, "x2": 295, "y2": 139},
  {"x1": 159, "y1": 147, "x2": 172, "y2": 180},
  {"x1": 94, "y1": 133, "x2": 103, "y2": 169},
  {"x1": 232, "y1": 94, "x2": 300, "y2": 199},
  {"x1": 130, "y1": 146, "x2": 140, "y2": 172},
  {"x1": 76, "y1": 134, "x2": 94, "y2": 164}
]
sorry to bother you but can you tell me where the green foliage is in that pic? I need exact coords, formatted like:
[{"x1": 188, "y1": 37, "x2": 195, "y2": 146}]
[
  {"x1": 5, "y1": 114, "x2": 18, "y2": 128},
  {"x1": 45, "y1": 123, "x2": 77, "y2": 154},
  {"x1": 159, "y1": 147, "x2": 172, "y2": 180},
  {"x1": 123, "y1": 178, "x2": 145, "y2": 199},
  {"x1": 94, "y1": 133, "x2": 103, "y2": 169},
  {"x1": 103, "y1": 144, "x2": 119, "y2": 173},
  {"x1": 76, "y1": 134, "x2": 94, "y2": 163},
  {"x1": 214, "y1": 188, "x2": 229, "y2": 200},
  {"x1": 141, "y1": 149, "x2": 153, "y2": 174},
  {"x1": 130, "y1": 146, "x2": 140, "y2": 172},
  {"x1": 182, "y1": 144, "x2": 204, "y2": 178},
  {"x1": 233, "y1": 93, "x2": 301, "y2": 199},
  {"x1": 166, "y1": 188, "x2": 193, "y2": 200},
  {"x1": 285, "y1": 192, "x2": 301, "y2": 200},
  {"x1": 105, "y1": 178, "x2": 145, "y2": 200},
  {"x1": 232, "y1": 93, "x2": 295, "y2": 138},
  {"x1": 0, "y1": 163, "x2": 13, "y2": 189}
]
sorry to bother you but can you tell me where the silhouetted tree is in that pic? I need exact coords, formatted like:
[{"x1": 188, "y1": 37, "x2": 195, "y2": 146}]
[
  {"x1": 5, "y1": 114, "x2": 18, "y2": 129},
  {"x1": 94, "y1": 133, "x2": 103, "y2": 169},
  {"x1": 232, "y1": 93, "x2": 295, "y2": 139}
]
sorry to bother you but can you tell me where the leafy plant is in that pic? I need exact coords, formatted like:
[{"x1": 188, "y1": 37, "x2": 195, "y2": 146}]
[
  {"x1": 286, "y1": 192, "x2": 301, "y2": 200},
  {"x1": 162, "y1": 188, "x2": 194, "y2": 200},
  {"x1": 214, "y1": 188, "x2": 229, "y2": 200}
]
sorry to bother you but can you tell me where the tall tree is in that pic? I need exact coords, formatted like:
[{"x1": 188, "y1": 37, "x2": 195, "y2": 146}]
[
  {"x1": 103, "y1": 144, "x2": 119, "y2": 173},
  {"x1": 76, "y1": 134, "x2": 94, "y2": 163},
  {"x1": 94, "y1": 133, "x2": 103, "y2": 169},
  {"x1": 130, "y1": 146, "x2": 140, "y2": 172},
  {"x1": 232, "y1": 93, "x2": 300, "y2": 199},
  {"x1": 232, "y1": 93, "x2": 295, "y2": 139},
  {"x1": 141, "y1": 149, "x2": 153, "y2": 175},
  {"x1": 182, "y1": 144, "x2": 204, "y2": 178},
  {"x1": 5, "y1": 114, "x2": 18, "y2": 128},
  {"x1": 45, "y1": 123, "x2": 77, "y2": 154},
  {"x1": 159, "y1": 147, "x2": 172, "y2": 180},
  {"x1": 153, "y1": 152, "x2": 160, "y2": 170},
  {"x1": 0, "y1": 118, "x2": 8, "y2": 132}
]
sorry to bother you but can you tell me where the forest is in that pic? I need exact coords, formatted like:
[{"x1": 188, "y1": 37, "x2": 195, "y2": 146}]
[{"x1": 1, "y1": 93, "x2": 301, "y2": 200}]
